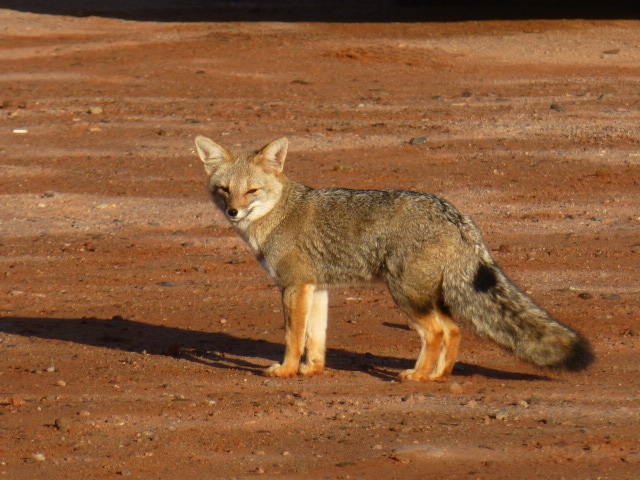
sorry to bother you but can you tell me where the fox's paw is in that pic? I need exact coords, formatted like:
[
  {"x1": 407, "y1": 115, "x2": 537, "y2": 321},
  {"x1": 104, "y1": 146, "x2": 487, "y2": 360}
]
[
  {"x1": 264, "y1": 363, "x2": 297, "y2": 378},
  {"x1": 398, "y1": 369, "x2": 429, "y2": 383},
  {"x1": 299, "y1": 362, "x2": 324, "y2": 377},
  {"x1": 429, "y1": 373, "x2": 451, "y2": 383}
]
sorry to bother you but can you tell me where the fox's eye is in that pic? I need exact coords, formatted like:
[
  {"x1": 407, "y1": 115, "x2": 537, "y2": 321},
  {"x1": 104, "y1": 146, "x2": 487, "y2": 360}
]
[
  {"x1": 217, "y1": 186, "x2": 230, "y2": 194},
  {"x1": 246, "y1": 188, "x2": 259, "y2": 195}
]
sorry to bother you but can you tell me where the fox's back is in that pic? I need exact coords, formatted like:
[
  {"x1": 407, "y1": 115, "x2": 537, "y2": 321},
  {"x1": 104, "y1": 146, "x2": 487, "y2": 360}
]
[{"x1": 262, "y1": 182, "x2": 471, "y2": 287}]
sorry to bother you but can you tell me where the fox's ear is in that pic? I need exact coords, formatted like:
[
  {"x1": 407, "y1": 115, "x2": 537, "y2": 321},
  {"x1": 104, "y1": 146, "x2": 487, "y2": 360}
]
[
  {"x1": 258, "y1": 137, "x2": 288, "y2": 174},
  {"x1": 195, "y1": 136, "x2": 233, "y2": 175}
]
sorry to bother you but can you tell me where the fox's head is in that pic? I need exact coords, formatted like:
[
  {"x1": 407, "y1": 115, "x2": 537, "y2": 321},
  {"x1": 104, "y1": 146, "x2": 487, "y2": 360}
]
[{"x1": 195, "y1": 136, "x2": 288, "y2": 228}]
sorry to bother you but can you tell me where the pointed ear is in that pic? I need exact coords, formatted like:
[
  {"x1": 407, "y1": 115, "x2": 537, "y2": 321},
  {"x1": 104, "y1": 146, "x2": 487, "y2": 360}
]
[
  {"x1": 257, "y1": 137, "x2": 288, "y2": 174},
  {"x1": 195, "y1": 136, "x2": 233, "y2": 175}
]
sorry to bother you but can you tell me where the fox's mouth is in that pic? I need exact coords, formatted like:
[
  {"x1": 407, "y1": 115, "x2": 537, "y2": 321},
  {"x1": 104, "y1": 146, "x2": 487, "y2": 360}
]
[
  {"x1": 225, "y1": 201, "x2": 274, "y2": 224},
  {"x1": 226, "y1": 208, "x2": 248, "y2": 222}
]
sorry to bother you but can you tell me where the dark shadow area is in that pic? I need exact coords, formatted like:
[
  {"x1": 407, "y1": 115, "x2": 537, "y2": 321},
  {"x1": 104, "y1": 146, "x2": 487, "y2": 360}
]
[
  {"x1": 0, "y1": 316, "x2": 549, "y2": 382},
  {"x1": 1, "y1": 0, "x2": 639, "y2": 22},
  {"x1": 383, "y1": 321, "x2": 411, "y2": 331}
]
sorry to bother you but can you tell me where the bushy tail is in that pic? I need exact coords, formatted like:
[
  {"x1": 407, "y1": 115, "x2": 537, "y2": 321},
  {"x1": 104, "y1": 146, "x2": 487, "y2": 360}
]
[{"x1": 442, "y1": 218, "x2": 593, "y2": 371}]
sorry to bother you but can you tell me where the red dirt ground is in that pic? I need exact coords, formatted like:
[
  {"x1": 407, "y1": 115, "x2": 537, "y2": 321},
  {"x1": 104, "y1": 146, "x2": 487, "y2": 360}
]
[{"x1": 1, "y1": 6, "x2": 639, "y2": 479}]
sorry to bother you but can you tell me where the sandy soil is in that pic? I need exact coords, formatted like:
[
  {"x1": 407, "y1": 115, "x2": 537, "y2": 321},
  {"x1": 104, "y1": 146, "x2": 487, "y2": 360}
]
[{"x1": 1, "y1": 6, "x2": 639, "y2": 479}]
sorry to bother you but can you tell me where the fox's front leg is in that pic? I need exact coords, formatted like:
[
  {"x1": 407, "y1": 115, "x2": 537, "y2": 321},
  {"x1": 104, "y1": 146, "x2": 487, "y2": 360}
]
[
  {"x1": 299, "y1": 289, "x2": 328, "y2": 376},
  {"x1": 265, "y1": 284, "x2": 315, "y2": 378}
]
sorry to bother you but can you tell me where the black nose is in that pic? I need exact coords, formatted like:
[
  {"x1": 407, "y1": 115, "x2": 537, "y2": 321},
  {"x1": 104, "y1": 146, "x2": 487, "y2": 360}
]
[{"x1": 227, "y1": 208, "x2": 238, "y2": 218}]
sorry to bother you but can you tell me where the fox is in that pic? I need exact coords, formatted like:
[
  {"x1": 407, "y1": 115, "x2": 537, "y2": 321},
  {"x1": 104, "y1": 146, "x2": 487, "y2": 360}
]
[{"x1": 194, "y1": 135, "x2": 594, "y2": 382}]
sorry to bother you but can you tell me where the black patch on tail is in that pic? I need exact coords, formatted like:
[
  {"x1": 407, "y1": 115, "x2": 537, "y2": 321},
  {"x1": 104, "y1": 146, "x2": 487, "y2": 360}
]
[
  {"x1": 473, "y1": 263, "x2": 498, "y2": 293},
  {"x1": 560, "y1": 333, "x2": 595, "y2": 371}
]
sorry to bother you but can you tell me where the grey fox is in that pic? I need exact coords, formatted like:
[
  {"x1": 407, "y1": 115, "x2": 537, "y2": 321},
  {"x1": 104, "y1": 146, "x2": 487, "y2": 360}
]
[{"x1": 194, "y1": 135, "x2": 593, "y2": 382}]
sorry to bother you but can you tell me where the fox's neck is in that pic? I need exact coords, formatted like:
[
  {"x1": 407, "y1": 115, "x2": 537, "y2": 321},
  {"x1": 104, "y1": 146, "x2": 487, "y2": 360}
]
[{"x1": 234, "y1": 175, "x2": 308, "y2": 255}]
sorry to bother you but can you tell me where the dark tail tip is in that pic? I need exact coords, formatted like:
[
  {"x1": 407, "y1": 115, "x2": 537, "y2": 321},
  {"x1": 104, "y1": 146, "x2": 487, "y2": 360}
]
[{"x1": 561, "y1": 334, "x2": 595, "y2": 371}]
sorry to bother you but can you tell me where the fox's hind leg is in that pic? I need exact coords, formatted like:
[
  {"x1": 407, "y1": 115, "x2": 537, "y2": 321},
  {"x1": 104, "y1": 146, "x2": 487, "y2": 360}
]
[
  {"x1": 429, "y1": 312, "x2": 460, "y2": 382},
  {"x1": 398, "y1": 310, "x2": 445, "y2": 382},
  {"x1": 386, "y1": 266, "x2": 453, "y2": 382},
  {"x1": 299, "y1": 289, "x2": 328, "y2": 376}
]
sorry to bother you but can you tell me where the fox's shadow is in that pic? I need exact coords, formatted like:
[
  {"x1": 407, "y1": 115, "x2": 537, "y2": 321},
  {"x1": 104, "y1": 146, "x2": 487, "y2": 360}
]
[{"x1": 0, "y1": 316, "x2": 548, "y2": 382}]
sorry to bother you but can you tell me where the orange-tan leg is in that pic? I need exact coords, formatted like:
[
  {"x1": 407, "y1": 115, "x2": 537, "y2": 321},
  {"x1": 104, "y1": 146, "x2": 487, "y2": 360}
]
[
  {"x1": 299, "y1": 289, "x2": 328, "y2": 376},
  {"x1": 429, "y1": 313, "x2": 460, "y2": 382},
  {"x1": 265, "y1": 284, "x2": 315, "y2": 378},
  {"x1": 399, "y1": 310, "x2": 446, "y2": 383}
]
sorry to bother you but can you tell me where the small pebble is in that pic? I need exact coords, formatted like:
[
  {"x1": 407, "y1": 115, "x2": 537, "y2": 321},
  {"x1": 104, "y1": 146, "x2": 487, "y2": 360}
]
[
  {"x1": 333, "y1": 164, "x2": 353, "y2": 172},
  {"x1": 31, "y1": 453, "x2": 46, "y2": 462},
  {"x1": 449, "y1": 382, "x2": 464, "y2": 394},
  {"x1": 54, "y1": 418, "x2": 71, "y2": 432},
  {"x1": 409, "y1": 136, "x2": 427, "y2": 145}
]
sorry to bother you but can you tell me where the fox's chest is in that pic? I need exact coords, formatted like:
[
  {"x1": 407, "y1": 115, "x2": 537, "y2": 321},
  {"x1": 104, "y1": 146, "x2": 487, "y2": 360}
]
[{"x1": 235, "y1": 224, "x2": 279, "y2": 278}]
